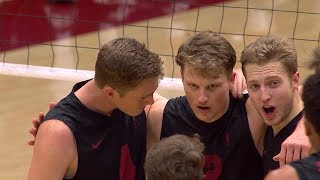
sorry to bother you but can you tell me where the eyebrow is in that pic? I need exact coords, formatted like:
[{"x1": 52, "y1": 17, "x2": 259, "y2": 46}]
[
  {"x1": 247, "y1": 76, "x2": 281, "y2": 84},
  {"x1": 265, "y1": 75, "x2": 281, "y2": 80},
  {"x1": 247, "y1": 80, "x2": 258, "y2": 84}
]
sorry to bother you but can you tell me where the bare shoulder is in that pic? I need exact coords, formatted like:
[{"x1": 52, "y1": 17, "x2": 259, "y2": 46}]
[
  {"x1": 34, "y1": 119, "x2": 76, "y2": 161},
  {"x1": 146, "y1": 98, "x2": 169, "y2": 150},
  {"x1": 145, "y1": 92, "x2": 169, "y2": 124},
  {"x1": 245, "y1": 97, "x2": 264, "y2": 130},
  {"x1": 36, "y1": 120, "x2": 75, "y2": 143},
  {"x1": 28, "y1": 120, "x2": 77, "y2": 180},
  {"x1": 264, "y1": 165, "x2": 299, "y2": 180},
  {"x1": 245, "y1": 96, "x2": 261, "y2": 122},
  {"x1": 147, "y1": 98, "x2": 168, "y2": 118},
  {"x1": 245, "y1": 97, "x2": 266, "y2": 155},
  {"x1": 144, "y1": 92, "x2": 168, "y2": 114}
]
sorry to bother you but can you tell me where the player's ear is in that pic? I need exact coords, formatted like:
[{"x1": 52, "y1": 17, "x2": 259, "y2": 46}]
[
  {"x1": 103, "y1": 85, "x2": 115, "y2": 97},
  {"x1": 180, "y1": 68, "x2": 184, "y2": 81},
  {"x1": 292, "y1": 72, "x2": 300, "y2": 91},
  {"x1": 228, "y1": 71, "x2": 236, "y2": 91},
  {"x1": 230, "y1": 71, "x2": 236, "y2": 85}
]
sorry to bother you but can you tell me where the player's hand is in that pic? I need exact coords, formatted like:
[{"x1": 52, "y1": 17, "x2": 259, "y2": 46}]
[
  {"x1": 273, "y1": 120, "x2": 311, "y2": 166},
  {"x1": 27, "y1": 102, "x2": 57, "y2": 146},
  {"x1": 231, "y1": 68, "x2": 247, "y2": 99},
  {"x1": 27, "y1": 112, "x2": 43, "y2": 145}
]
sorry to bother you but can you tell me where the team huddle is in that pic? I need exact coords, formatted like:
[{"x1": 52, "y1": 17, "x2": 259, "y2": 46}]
[{"x1": 27, "y1": 31, "x2": 320, "y2": 180}]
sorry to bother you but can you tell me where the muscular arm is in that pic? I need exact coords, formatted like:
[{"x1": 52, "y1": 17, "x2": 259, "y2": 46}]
[
  {"x1": 274, "y1": 118, "x2": 310, "y2": 166},
  {"x1": 246, "y1": 97, "x2": 267, "y2": 156},
  {"x1": 27, "y1": 120, "x2": 77, "y2": 180},
  {"x1": 145, "y1": 93, "x2": 168, "y2": 151}
]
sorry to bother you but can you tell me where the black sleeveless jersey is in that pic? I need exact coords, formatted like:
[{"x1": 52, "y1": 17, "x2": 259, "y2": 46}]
[
  {"x1": 290, "y1": 152, "x2": 320, "y2": 180},
  {"x1": 263, "y1": 111, "x2": 303, "y2": 175},
  {"x1": 43, "y1": 80, "x2": 146, "y2": 180},
  {"x1": 161, "y1": 94, "x2": 264, "y2": 180}
]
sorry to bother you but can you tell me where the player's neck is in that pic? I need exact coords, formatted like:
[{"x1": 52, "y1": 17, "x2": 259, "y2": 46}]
[{"x1": 75, "y1": 79, "x2": 115, "y2": 116}]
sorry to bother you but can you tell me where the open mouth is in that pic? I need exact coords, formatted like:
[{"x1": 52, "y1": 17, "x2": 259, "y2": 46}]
[
  {"x1": 197, "y1": 106, "x2": 210, "y2": 110},
  {"x1": 263, "y1": 106, "x2": 275, "y2": 115}
]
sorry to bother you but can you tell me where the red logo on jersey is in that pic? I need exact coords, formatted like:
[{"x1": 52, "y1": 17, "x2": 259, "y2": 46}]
[
  {"x1": 203, "y1": 154, "x2": 222, "y2": 180},
  {"x1": 91, "y1": 137, "x2": 105, "y2": 150},
  {"x1": 316, "y1": 161, "x2": 320, "y2": 172},
  {"x1": 120, "y1": 144, "x2": 136, "y2": 180}
]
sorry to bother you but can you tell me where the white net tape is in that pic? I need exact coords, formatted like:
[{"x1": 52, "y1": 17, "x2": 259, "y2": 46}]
[{"x1": 0, "y1": 62, "x2": 184, "y2": 92}]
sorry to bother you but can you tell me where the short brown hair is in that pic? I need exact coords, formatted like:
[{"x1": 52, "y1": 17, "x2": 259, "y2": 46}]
[
  {"x1": 94, "y1": 38, "x2": 164, "y2": 95},
  {"x1": 175, "y1": 30, "x2": 236, "y2": 78},
  {"x1": 309, "y1": 46, "x2": 320, "y2": 73},
  {"x1": 303, "y1": 47, "x2": 320, "y2": 135},
  {"x1": 240, "y1": 36, "x2": 297, "y2": 77},
  {"x1": 303, "y1": 73, "x2": 320, "y2": 135},
  {"x1": 145, "y1": 134, "x2": 205, "y2": 180}
]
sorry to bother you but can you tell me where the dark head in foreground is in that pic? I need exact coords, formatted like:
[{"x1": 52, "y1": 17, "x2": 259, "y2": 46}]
[{"x1": 145, "y1": 134, "x2": 205, "y2": 180}]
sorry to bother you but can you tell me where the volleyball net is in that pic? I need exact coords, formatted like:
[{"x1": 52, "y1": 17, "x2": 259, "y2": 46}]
[{"x1": 1, "y1": 0, "x2": 320, "y2": 89}]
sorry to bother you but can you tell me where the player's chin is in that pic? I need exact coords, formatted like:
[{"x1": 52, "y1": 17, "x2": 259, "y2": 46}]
[
  {"x1": 263, "y1": 117, "x2": 280, "y2": 127},
  {"x1": 195, "y1": 113, "x2": 213, "y2": 123},
  {"x1": 129, "y1": 109, "x2": 145, "y2": 117}
]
